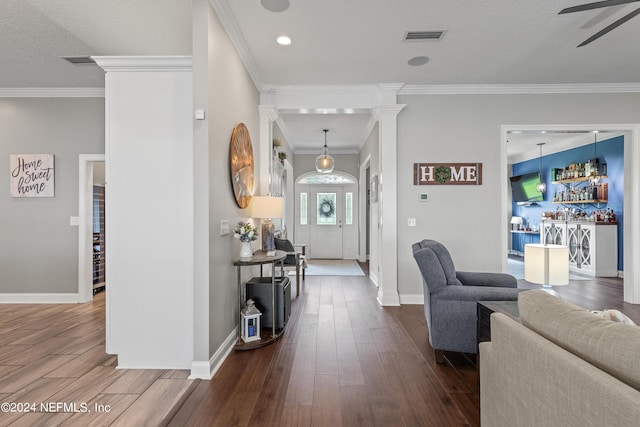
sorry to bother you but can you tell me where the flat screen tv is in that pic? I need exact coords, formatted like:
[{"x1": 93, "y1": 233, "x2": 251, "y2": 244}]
[{"x1": 510, "y1": 172, "x2": 544, "y2": 204}]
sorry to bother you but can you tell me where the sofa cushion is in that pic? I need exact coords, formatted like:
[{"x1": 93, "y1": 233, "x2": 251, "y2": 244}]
[{"x1": 519, "y1": 290, "x2": 640, "y2": 391}]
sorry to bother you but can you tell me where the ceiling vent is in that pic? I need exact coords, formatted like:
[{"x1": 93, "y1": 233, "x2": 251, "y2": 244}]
[
  {"x1": 60, "y1": 56, "x2": 96, "y2": 66},
  {"x1": 404, "y1": 30, "x2": 445, "y2": 41}
]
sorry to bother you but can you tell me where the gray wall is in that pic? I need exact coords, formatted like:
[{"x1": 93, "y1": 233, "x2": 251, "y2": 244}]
[
  {"x1": 193, "y1": 0, "x2": 261, "y2": 359},
  {"x1": 0, "y1": 98, "x2": 104, "y2": 293},
  {"x1": 397, "y1": 92, "x2": 640, "y2": 297}
]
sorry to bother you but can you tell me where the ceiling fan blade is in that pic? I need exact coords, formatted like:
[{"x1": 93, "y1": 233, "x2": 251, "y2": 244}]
[
  {"x1": 559, "y1": 0, "x2": 640, "y2": 14},
  {"x1": 578, "y1": 7, "x2": 640, "y2": 45}
]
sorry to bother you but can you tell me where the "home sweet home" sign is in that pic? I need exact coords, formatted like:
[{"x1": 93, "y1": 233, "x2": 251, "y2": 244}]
[
  {"x1": 413, "y1": 163, "x2": 483, "y2": 185},
  {"x1": 10, "y1": 154, "x2": 55, "y2": 197}
]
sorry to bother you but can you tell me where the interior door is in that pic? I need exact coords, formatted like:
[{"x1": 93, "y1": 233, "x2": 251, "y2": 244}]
[{"x1": 310, "y1": 186, "x2": 343, "y2": 258}]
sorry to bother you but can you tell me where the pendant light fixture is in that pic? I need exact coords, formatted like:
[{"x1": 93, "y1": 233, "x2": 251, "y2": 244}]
[
  {"x1": 536, "y1": 142, "x2": 546, "y2": 193},
  {"x1": 315, "y1": 129, "x2": 335, "y2": 174},
  {"x1": 589, "y1": 132, "x2": 600, "y2": 185}
]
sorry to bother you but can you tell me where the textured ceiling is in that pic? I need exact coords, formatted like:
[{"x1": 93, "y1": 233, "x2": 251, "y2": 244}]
[
  {"x1": 229, "y1": 0, "x2": 640, "y2": 86},
  {"x1": 1, "y1": 0, "x2": 638, "y2": 157}
]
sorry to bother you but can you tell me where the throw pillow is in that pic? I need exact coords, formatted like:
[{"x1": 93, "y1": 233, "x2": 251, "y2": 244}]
[{"x1": 274, "y1": 237, "x2": 295, "y2": 252}]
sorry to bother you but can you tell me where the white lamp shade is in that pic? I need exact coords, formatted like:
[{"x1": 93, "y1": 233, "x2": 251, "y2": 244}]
[
  {"x1": 250, "y1": 196, "x2": 284, "y2": 219},
  {"x1": 524, "y1": 244, "x2": 569, "y2": 286},
  {"x1": 511, "y1": 216, "x2": 523, "y2": 225}
]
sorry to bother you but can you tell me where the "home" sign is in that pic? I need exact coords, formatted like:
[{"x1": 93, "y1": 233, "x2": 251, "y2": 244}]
[{"x1": 413, "y1": 163, "x2": 483, "y2": 185}]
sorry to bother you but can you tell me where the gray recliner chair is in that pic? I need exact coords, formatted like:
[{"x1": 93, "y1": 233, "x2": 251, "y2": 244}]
[{"x1": 412, "y1": 239, "x2": 521, "y2": 363}]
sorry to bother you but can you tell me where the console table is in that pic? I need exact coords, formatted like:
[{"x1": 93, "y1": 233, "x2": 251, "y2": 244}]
[{"x1": 234, "y1": 250, "x2": 287, "y2": 350}]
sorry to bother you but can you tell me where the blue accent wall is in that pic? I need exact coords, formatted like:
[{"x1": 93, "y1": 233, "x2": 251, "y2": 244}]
[{"x1": 511, "y1": 135, "x2": 624, "y2": 270}]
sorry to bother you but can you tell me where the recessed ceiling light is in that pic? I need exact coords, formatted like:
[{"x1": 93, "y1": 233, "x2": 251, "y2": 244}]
[
  {"x1": 261, "y1": 0, "x2": 289, "y2": 13},
  {"x1": 277, "y1": 35, "x2": 292, "y2": 45},
  {"x1": 408, "y1": 56, "x2": 430, "y2": 66}
]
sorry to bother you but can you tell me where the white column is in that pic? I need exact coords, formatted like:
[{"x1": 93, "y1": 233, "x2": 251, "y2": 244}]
[
  {"x1": 94, "y1": 56, "x2": 194, "y2": 368},
  {"x1": 374, "y1": 104, "x2": 405, "y2": 306}
]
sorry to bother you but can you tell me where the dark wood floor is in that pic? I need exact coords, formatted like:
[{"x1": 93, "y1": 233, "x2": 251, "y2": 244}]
[{"x1": 0, "y1": 266, "x2": 633, "y2": 426}]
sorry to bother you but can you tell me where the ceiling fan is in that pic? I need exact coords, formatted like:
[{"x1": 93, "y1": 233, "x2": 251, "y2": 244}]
[{"x1": 559, "y1": 0, "x2": 640, "y2": 47}]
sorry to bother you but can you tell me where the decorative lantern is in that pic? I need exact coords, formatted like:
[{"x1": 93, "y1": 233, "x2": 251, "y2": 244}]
[{"x1": 241, "y1": 299, "x2": 262, "y2": 342}]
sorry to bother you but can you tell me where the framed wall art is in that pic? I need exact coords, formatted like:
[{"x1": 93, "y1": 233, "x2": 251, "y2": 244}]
[
  {"x1": 229, "y1": 123, "x2": 254, "y2": 208},
  {"x1": 10, "y1": 154, "x2": 55, "y2": 198}
]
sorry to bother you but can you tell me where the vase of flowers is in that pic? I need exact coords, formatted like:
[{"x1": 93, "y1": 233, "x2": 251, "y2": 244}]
[{"x1": 234, "y1": 221, "x2": 258, "y2": 260}]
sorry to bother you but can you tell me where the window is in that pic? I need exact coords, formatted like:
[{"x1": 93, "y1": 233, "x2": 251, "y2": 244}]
[
  {"x1": 300, "y1": 192, "x2": 308, "y2": 225},
  {"x1": 345, "y1": 192, "x2": 353, "y2": 225}
]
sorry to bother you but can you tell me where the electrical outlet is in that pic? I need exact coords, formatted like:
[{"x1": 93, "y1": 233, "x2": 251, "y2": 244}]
[{"x1": 408, "y1": 218, "x2": 416, "y2": 227}]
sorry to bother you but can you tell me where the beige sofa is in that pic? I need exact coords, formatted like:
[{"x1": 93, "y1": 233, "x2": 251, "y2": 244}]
[{"x1": 480, "y1": 290, "x2": 640, "y2": 427}]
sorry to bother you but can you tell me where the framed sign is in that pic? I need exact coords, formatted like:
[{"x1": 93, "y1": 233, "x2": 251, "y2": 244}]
[
  {"x1": 413, "y1": 163, "x2": 482, "y2": 185},
  {"x1": 229, "y1": 123, "x2": 254, "y2": 208},
  {"x1": 10, "y1": 154, "x2": 55, "y2": 197}
]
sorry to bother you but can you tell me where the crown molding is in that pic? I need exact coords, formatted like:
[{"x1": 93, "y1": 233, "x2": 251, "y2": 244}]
[
  {"x1": 92, "y1": 56, "x2": 192, "y2": 72},
  {"x1": 295, "y1": 149, "x2": 360, "y2": 155},
  {"x1": 0, "y1": 88, "x2": 105, "y2": 98},
  {"x1": 400, "y1": 83, "x2": 640, "y2": 95},
  {"x1": 210, "y1": 0, "x2": 264, "y2": 90}
]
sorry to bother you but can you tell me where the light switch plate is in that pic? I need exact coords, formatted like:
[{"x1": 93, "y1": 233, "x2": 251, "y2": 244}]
[
  {"x1": 70, "y1": 216, "x2": 80, "y2": 226},
  {"x1": 220, "y1": 220, "x2": 230, "y2": 236}
]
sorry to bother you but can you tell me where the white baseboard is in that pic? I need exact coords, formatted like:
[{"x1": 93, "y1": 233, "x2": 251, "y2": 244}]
[
  {"x1": 399, "y1": 294, "x2": 424, "y2": 305},
  {"x1": 0, "y1": 293, "x2": 81, "y2": 303},
  {"x1": 618, "y1": 270, "x2": 624, "y2": 278},
  {"x1": 377, "y1": 289, "x2": 400, "y2": 306},
  {"x1": 189, "y1": 327, "x2": 237, "y2": 380}
]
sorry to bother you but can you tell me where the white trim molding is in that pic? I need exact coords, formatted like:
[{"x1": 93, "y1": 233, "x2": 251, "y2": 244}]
[
  {"x1": 400, "y1": 83, "x2": 640, "y2": 95},
  {"x1": 399, "y1": 294, "x2": 424, "y2": 305},
  {"x1": 210, "y1": 0, "x2": 263, "y2": 90},
  {"x1": 92, "y1": 56, "x2": 192, "y2": 72},
  {"x1": 78, "y1": 154, "x2": 106, "y2": 303},
  {"x1": 189, "y1": 328, "x2": 237, "y2": 380},
  {"x1": 0, "y1": 294, "x2": 81, "y2": 303},
  {"x1": 0, "y1": 88, "x2": 105, "y2": 98}
]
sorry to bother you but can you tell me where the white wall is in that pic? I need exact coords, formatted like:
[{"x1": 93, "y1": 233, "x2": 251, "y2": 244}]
[
  {"x1": 397, "y1": 92, "x2": 640, "y2": 298},
  {"x1": 98, "y1": 57, "x2": 194, "y2": 369},
  {"x1": 0, "y1": 98, "x2": 104, "y2": 299}
]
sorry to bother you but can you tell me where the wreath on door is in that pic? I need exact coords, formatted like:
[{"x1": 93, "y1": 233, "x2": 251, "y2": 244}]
[{"x1": 318, "y1": 198, "x2": 335, "y2": 218}]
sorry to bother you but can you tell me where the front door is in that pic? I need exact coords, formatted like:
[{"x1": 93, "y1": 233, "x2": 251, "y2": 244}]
[{"x1": 311, "y1": 187, "x2": 343, "y2": 258}]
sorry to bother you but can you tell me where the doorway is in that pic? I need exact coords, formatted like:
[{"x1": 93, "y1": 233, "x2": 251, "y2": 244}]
[
  {"x1": 501, "y1": 124, "x2": 640, "y2": 303},
  {"x1": 295, "y1": 171, "x2": 358, "y2": 259},
  {"x1": 78, "y1": 155, "x2": 106, "y2": 302}
]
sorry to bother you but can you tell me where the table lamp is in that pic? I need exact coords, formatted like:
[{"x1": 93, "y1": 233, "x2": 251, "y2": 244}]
[
  {"x1": 250, "y1": 196, "x2": 284, "y2": 256},
  {"x1": 524, "y1": 243, "x2": 569, "y2": 292},
  {"x1": 511, "y1": 216, "x2": 523, "y2": 230}
]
